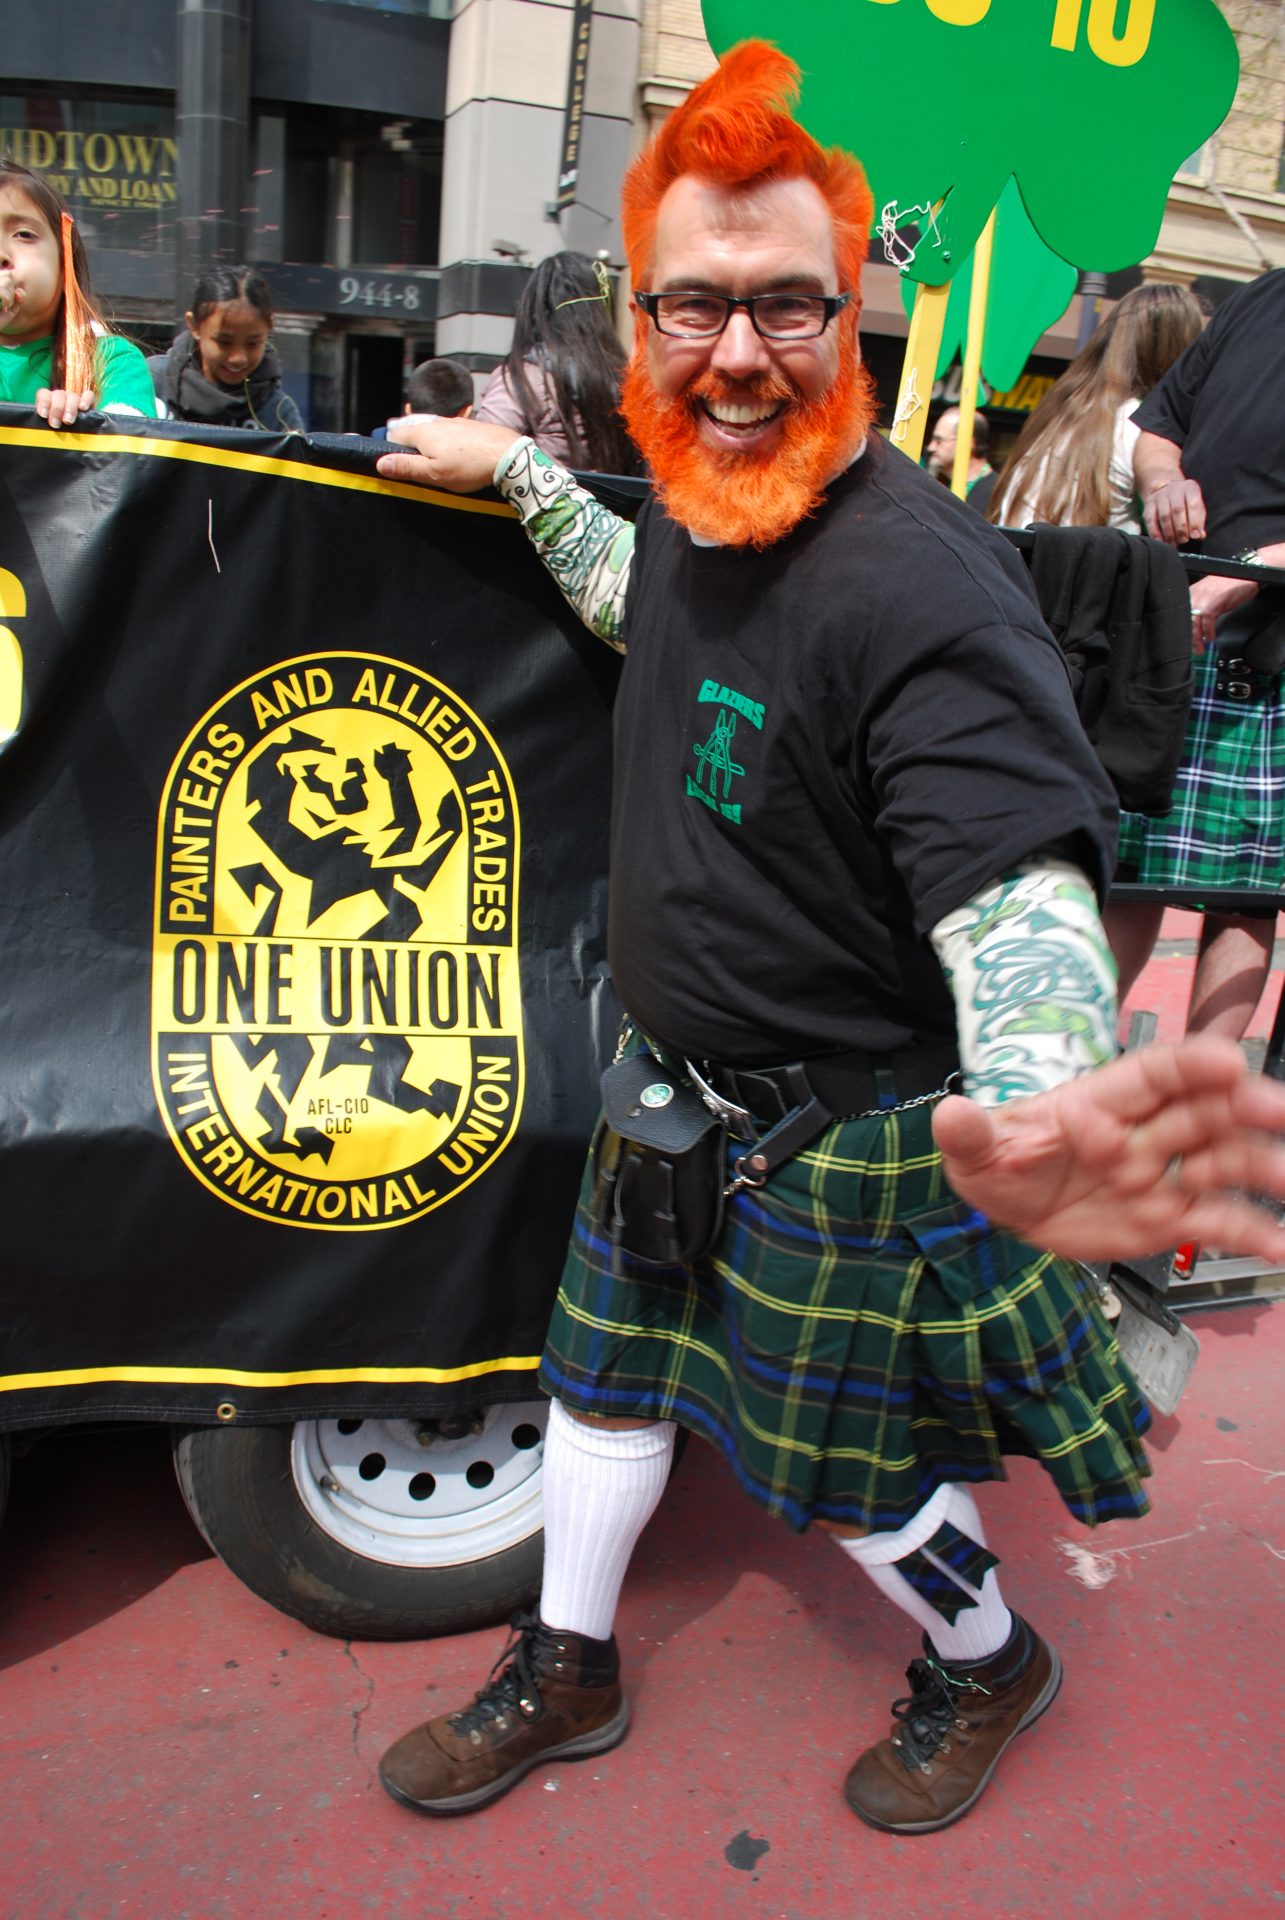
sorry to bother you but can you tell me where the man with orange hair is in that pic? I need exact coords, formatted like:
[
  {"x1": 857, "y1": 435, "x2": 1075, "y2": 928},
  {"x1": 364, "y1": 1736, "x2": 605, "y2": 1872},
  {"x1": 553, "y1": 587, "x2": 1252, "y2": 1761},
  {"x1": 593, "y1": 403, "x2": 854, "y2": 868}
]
[{"x1": 375, "y1": 43, "x2": 1285, "y2": 1834}]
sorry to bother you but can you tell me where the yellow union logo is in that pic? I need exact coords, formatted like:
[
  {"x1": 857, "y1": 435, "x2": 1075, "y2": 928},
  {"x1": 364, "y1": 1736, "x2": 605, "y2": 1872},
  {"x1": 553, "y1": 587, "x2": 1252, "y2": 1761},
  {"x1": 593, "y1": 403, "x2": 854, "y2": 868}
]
[{"x1": 151, "y1": 652, "x2": 523, "y2": 1229}]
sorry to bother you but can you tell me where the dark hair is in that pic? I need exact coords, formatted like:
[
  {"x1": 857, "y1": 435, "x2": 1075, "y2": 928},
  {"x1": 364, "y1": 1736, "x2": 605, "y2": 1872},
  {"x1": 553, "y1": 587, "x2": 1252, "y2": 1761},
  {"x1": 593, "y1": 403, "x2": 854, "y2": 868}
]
[
  {"x1": 989, "y1": 282, "x2": 1205, "y2": 527},
  {"x1": 0, "y1": 159, "x2": 108, "y2": 391},
  {"x1": 189, "y1": 266, "x2": 276, "y2": 329},
  {"x1": 505, "y1": 251, "x2": 636, "y2": 473},
  {"x1": 406, "y1": 357, "x2": 474, "y2": 416}
]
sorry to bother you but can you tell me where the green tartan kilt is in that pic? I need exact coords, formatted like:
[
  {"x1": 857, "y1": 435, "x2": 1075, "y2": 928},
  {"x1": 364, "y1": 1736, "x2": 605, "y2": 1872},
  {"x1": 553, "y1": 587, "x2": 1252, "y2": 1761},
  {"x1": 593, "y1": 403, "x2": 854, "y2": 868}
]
[
  {"x1": 540, "y1": 1099, "x2": 1151, "y2": 1534},
  {"x1": 1116, "y1": 649, "x2": 1285, "y2": 890}
]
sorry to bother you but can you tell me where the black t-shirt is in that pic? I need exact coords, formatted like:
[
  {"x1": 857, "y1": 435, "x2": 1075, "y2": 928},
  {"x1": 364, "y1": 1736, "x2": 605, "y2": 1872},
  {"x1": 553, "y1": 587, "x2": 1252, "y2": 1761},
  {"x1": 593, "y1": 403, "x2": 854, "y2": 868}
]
[
  {"x1": 608, "y1": 434, "x2": 1118, "y2": 1064},
  {"x1": 1133, "y1": 269, "x2": 1285, "y2": 558}
]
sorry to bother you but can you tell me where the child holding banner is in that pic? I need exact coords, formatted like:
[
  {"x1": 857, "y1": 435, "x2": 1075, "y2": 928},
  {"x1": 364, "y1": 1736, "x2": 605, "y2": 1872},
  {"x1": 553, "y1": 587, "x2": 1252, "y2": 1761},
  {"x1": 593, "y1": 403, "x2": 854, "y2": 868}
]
[{"x1": 0, "y1": 161, "x2": 156, "y2": 426}]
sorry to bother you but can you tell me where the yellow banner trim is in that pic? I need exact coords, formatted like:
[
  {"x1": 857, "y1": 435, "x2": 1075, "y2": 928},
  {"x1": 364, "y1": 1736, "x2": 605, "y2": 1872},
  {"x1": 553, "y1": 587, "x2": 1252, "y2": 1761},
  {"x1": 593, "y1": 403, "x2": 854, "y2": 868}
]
[
  {"x1": 0, "y1": 1355, "x2": 542, "y2": 1393},
  {"x1": 0, "y1": 425, "x2": 517, "y2": 517}
]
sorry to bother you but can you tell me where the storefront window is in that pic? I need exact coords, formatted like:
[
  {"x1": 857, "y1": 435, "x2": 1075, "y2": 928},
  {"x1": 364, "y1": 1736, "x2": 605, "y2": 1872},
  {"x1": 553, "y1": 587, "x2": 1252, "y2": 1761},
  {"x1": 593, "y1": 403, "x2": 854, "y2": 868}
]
[
  {"x1": 352, "y1": 140, "x2": 442, "y2": 266},
  {"x1": 0, "y1": 92, "x2": 177, "y2": 261},
  {"x1": 253, "y1": 105, "x2": 443, "y2": 269}
]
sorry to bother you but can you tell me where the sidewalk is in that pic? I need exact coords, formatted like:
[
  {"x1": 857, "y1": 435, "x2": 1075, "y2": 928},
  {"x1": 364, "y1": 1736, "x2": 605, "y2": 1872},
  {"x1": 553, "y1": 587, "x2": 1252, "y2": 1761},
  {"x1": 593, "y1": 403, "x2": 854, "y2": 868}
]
[
  {"x1": 2, "y1": 929, "x2": 1283, "y2": 1920},
  {"x1": 1120, "y1": 909, "x2": 1285, "y2": 1060}
]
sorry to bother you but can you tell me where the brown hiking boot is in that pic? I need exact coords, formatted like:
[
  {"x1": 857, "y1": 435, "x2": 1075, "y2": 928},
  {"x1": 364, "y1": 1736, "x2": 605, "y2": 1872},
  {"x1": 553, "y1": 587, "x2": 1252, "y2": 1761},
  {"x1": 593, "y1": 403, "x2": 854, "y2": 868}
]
[
  {"x1": 379, "y1": 1611, "x2": 628, "y2": 1816},
  {"x1": 843, "y1": 1613, "x2": 1062, "y2": 1835}
]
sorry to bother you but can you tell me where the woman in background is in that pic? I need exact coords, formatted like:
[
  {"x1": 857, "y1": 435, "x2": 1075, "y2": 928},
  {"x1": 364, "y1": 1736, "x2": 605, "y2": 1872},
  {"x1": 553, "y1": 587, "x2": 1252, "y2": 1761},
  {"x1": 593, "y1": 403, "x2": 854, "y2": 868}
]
[
  {"x1": 988, "y1": 282, "x2": 1205, "y2": 532},
  {"x1": 474, "y1": 251, "x2": 635, "y2": 474},
  {"x1": 155, "y1": 267, "x2": 302, "y2": 432},
  {"x1": 989, "y1": 283, "x2": 1211, "y2": 1017}
]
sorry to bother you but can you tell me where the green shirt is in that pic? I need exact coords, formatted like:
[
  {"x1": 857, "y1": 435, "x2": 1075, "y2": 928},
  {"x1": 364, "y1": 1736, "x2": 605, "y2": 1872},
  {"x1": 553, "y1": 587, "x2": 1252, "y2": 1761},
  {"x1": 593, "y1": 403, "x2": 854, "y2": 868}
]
[{"x1": 0, "y1": 334, "x2": 158, "y2": 416}]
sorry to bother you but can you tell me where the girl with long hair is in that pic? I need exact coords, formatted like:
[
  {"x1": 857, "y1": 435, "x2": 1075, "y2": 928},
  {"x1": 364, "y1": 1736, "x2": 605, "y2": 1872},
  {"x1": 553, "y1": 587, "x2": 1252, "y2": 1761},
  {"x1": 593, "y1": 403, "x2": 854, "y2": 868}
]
[
  {"x1": 474, "y1": 251, "x2": 636, "y2": 473},
  {"x1": 156, "y1": 267, "x2": 303, "y2": 432},
  {"x1": 0, "y1": 160, "x2": 155, "y2": 424},
  {"x1": 988, "y1": 282, "x2": 1205, "y2": 531}
]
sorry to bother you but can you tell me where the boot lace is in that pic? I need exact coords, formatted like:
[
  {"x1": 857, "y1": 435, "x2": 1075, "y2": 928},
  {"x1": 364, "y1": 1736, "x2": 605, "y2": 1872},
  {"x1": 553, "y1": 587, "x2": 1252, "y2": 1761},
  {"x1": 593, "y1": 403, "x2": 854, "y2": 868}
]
[
  {"x1": 449, "y1": 1610, "x2": 546, "y2": 1736},
  {"x1": 889, "y1": 1657, "x2": 992, "y2": 1773}
]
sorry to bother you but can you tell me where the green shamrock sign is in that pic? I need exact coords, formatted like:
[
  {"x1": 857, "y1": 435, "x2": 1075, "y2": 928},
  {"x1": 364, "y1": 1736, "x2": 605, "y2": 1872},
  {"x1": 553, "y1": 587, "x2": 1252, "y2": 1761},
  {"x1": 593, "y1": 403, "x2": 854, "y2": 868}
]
[
  {"x1": 701, "y1": 0, "x2": 1239, "y2": 278},
  {"x1": 900, "y1": 178, "x2": 1078, "y2": 397}
]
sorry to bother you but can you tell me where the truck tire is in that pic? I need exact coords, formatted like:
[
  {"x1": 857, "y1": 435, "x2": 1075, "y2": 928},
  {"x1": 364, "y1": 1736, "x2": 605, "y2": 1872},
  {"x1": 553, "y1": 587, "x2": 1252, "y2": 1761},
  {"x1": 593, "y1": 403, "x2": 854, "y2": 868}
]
[{"x1": 172, "y1": 1402, "x2": 548, "y2": 1640}]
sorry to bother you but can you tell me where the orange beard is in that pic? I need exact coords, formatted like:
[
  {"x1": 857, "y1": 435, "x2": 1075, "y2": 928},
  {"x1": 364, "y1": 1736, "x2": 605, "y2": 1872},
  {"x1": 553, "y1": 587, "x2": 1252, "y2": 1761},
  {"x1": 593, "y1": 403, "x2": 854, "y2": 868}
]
[{"x1": 620, "y1": 330, "x2": 877, "y2": 550}]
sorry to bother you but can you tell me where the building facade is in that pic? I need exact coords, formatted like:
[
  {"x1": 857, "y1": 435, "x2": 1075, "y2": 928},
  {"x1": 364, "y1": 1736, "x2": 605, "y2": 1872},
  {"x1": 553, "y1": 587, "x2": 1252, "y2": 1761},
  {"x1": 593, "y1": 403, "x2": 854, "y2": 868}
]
[
  {"x1": 4, "y1": 0, "x2": 641, "y2": 431},
  {"x1": 3, "y1": 0, "x2": 1283, "y2": 433},
  {"x1": 1149, "y1": 0, "x2": 1285, "y2": 287}
]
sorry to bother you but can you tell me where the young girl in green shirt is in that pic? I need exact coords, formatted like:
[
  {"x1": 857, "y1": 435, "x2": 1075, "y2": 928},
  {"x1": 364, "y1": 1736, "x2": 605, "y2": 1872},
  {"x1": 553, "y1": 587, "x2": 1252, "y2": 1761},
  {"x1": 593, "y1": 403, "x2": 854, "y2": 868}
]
[{"x1": 0, "y1": 160, "x2": 156, "y2": 424}]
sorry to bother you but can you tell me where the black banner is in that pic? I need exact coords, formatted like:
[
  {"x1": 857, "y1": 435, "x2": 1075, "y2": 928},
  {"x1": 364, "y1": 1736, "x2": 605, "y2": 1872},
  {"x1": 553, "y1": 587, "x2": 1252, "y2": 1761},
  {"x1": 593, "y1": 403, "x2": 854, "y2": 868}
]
[{"x1": 0, "y1": 411, "x2": 621, "y2": 1430}]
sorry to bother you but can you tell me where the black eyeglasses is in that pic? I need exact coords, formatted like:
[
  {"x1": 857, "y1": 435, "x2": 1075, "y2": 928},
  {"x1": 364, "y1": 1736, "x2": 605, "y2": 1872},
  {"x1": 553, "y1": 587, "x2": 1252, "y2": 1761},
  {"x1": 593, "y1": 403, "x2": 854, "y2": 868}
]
[{"x1": 635, "y1": 289, "x2": 852, "y2": 341}]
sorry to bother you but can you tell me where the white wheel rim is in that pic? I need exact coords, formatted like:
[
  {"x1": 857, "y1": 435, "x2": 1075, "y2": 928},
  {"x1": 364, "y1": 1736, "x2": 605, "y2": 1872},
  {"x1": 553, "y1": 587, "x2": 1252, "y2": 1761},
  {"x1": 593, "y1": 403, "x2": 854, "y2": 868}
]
[{"x1": 290, "y1": 1402, "x2": 547, "y2": 1568}]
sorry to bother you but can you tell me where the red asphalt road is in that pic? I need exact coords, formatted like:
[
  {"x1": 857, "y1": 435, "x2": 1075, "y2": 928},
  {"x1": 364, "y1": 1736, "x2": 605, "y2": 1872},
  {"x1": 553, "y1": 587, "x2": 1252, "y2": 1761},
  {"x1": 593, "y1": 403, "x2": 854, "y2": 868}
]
[
  {"x1": 1121, "y1": 909, "x2": 1284, "y2": 1047},
  {"x1": 2, "y1": 928, "x2": 1283, "y2": 1920}
]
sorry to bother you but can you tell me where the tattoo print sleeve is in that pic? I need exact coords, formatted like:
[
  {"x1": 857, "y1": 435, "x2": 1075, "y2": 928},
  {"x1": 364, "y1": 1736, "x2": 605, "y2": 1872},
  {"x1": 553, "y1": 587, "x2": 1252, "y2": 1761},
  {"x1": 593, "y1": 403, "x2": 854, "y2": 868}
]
[
  {"x1": 930, "y1": 859, "x2": 1119, "y2": 1108},
  {"x1": 494, "y1": 437, "x2": 634, "y2": 651}
]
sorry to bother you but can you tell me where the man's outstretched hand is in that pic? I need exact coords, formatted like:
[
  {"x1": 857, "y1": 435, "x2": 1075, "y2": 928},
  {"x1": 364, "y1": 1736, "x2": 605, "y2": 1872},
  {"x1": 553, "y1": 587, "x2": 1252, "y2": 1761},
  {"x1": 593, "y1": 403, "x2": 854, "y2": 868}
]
[{"x1": 932, "y1": 1037, "x2": 1285, "y2": 1264}]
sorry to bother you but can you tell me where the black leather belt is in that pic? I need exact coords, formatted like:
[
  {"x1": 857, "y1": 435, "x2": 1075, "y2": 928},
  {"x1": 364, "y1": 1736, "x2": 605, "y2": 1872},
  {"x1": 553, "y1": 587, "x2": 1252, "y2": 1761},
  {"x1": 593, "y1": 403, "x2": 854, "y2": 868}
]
[{"x1": 673, "y1": 1041, "x2": 961, "y2": 1126}]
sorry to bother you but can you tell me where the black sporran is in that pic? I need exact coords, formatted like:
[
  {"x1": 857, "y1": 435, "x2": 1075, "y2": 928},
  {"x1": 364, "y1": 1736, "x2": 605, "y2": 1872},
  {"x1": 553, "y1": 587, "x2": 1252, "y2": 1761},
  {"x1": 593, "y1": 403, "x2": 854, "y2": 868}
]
[
  {"x1": 595, "y1": 1052, "x2": 726, "y2": 1268},
  {"x1": 1214, "y1": 593, "x2": 1285, "y2": 675}
]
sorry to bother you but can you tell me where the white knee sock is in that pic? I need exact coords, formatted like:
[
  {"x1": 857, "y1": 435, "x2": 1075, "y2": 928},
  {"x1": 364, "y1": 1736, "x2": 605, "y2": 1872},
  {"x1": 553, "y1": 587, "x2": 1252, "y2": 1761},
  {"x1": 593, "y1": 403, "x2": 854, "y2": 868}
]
[
  {"x1": 538, "y1": 1398, "x2": 676, "y2": 1642},
  {"x1": 834, "y1": 1484, "x2": 1013, "y2": 1664}
]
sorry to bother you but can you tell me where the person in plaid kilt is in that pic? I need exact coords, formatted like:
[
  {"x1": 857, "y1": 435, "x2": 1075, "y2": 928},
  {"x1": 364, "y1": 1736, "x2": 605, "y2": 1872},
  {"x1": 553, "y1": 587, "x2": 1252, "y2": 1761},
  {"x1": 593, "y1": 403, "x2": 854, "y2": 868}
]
[
  {"x1": 375, "y1": 44, "x2": 1285, "y2": 1835},
  {"x1": 1105, "y1": 269, "x2": 1285, "y2": 1027}
]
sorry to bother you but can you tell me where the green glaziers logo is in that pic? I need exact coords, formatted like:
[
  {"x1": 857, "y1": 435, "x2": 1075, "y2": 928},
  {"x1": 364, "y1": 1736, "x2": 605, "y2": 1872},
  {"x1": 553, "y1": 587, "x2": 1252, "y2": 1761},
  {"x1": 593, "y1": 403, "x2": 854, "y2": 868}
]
[
  {"x1": 687, "y1": 677, "x2": 764, "y2": 826},
  {"x1": 151, "y1": 653, "x2": 522, "y2": 1229}
]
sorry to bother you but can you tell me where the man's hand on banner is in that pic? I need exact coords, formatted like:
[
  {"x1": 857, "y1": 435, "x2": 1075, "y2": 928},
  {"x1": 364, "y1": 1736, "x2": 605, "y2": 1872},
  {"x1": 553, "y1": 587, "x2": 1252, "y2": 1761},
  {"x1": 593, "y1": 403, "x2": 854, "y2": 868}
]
[
  {"x1": 932, "y1": 1036, "x2": 1285, "y2": 1264},
  {"x1": 377, "y1": 417, "x2": 521, "y2": 495}
]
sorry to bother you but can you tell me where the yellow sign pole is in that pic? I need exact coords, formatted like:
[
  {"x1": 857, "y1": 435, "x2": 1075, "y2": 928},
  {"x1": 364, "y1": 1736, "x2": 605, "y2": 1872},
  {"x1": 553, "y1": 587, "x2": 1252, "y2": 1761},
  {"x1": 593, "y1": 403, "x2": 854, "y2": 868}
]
[
  {"x1": 889, "y1": 277, "x2": 949, "y2": 466},
  {"x1": 950, "y1": 205, "x2": 997, "y2": 499}
]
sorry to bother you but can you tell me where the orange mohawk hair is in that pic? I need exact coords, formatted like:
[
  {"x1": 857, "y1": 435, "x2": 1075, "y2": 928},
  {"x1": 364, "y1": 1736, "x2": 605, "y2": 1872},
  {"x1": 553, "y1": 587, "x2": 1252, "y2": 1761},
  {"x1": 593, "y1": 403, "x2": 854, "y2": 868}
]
[{"x1": 621, "y1": 40, "x2": 874, "y2": 305}]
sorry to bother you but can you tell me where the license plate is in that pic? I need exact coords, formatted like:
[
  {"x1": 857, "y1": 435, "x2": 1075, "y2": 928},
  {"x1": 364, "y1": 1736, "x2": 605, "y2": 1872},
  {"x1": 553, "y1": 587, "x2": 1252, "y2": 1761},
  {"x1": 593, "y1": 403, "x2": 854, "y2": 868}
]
[{"x1": 1116, "y1": 1301, "x2": 1200, "y2": 1416}]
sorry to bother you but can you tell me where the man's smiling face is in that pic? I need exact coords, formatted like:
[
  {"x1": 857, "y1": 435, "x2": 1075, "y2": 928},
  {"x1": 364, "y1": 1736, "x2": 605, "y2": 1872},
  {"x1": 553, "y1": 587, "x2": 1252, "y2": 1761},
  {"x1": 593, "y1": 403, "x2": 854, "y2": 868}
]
[
  {"x1": 644, "y1": 172, "x2": 844, "y2": 451},
  {"x1": 622, "y1": 171, "x2": 874, "y2": 548}
]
